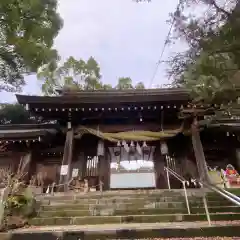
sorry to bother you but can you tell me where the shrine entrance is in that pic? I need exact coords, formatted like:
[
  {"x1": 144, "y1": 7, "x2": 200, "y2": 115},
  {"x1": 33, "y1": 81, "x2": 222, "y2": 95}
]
[{"x1": 108, "y1": 142, "x2": 156, "y2": 189}]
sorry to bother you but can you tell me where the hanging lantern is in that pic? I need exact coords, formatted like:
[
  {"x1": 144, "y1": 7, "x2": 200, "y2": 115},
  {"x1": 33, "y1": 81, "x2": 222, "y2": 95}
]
[
  {"x1": 123, "y1": 140, "x2": 129, "y2": 153},
  {"x1": 142, "y1": 141, "x2": 150, "y2": 154},
  {"x1": 116, "y1": 161, "x2": 120, "y2": 170},
  {"x1": 136, "y1": 142, "x2": 142, "y2": 155},
  {"x1": 113, "y1": 147, "x2": 121, "y2": 157},
  {"x1": 129, "y1": 141, "x2": 135, "y2": 155},
  {"x1": 113, "y1": 141, "x2": 121, "y2": 157},
  {"x1": 97, "y1": 140, "x2": 104, "y2": 156},
  {"x1": 115, "y1": 142, "x2": 121, "y2": 169},
  {"x1": 142, "y1": 141, "x2": 151, "y2": 160},
  {"x1": 160, "y1": 142, "x2": 168, "y2": 155}
]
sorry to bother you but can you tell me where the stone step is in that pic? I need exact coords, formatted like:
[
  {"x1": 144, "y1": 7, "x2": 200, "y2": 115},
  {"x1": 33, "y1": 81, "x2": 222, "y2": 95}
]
[
  {"x1": 191, "y1": 200, "x2": 236, "y2": 207},
  {"x1": 39, "y1": 194, "x2": 236, "y2": 207},
  {"x1": 36, "y1": 188, "x2": 240, "y2": 201},
  {"x1": 38, "y1": 194, "x2": 192, "y2": 203},
  {"x1": 5, "y1": 222, "x2": 240, "y2": 239},
  {"x1": 41, "y1": 201, "x2": 185, "y2": 210},
  {"x1": 29, "y1": 212, "x2": 240, "y2": 226},
  {"x1": 38, "y1": 206, "x2": 240, "y2": 217},
  {"x1": 39, "y1": 195, "x2": 232, "y2": 205},
  {"x1": 40, "y1": 200, "x2": 235, "y2": 213},
  {"x1": 39, "y1": 196, "x2": 187, "y2": 204},
  {"x1": 207, "y1": 188, "x2": 240, "y2": 196},
  {"x1": 36, "y1": 189, "x2": 211, "y2": 201},
  {"x1": 37, "y1": 190, "x2": 240, "y2": 206}
]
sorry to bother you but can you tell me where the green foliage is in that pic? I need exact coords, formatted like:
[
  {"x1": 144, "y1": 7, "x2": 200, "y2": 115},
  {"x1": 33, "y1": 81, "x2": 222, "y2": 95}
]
[
  {"x1": 38, "y1": 56, "x2": 103, "y2": 95},
  {"x1": 5, "y1": 195, "x2": 29, "y2": 211},
  {"x1": 116, "y1": 77, "x2": 133, "y2": 89},
  {"x1": 38, "y1": 56, "x2": 146, "y2": 94},
  {"x1": 116, "y1": 78, "x2": 145, "y2": 90},
  {"x1": 168, "y1": 0, "x2": 240, "y2": 106},
  {"x1": 135, "y1": 81, "x2": 145, "y2": 89},
  {"x1": 0, "y1": 103, "x2": 40, "y2": 124},
  {"x1": 0, "y1": 0, "x2": 63, "y2": 92},
  {"x1": 5, "y1": 187, "x2": 37, "y2": 219},
  {"x1": 183, "y1": 52, "x2": 240, "y2": 104}
]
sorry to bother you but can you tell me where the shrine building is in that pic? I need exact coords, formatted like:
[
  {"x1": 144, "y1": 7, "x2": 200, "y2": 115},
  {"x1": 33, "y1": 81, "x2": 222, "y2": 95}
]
[{"x1": 0, "y1": 88, "x2": 239, "y2": 191}]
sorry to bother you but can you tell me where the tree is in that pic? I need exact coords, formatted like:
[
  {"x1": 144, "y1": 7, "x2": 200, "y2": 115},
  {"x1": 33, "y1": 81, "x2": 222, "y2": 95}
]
[
  {"x1": 116, "y1": 78, "x2": 145, "y2": 90},
  {"x1": 116, "y1": 77, "x2": 133, "y2": 90},
  {"x1": 135, "y1": 82, "x2": 145, "y2": 89},
  {"x1": 38, "y1": 56, "x2": 103, "y2": 95},
  {"x1": 0, "y1": 104, "x2": 41, "y2": 124},
  {"x1": 102, "y1": 84, "x2": 113, "y2": 90},
  {"x1": 167, "y1": 0, "x2": 240, "y2": 106},
  {"x1": 0, "y1": 0, "x2": 63, "y2": 92},
  {"x1": 166, "y1": 0, "x2": 240, "y2": 134},
  {"x1": 39, "y1": 56, "x2": 146, "y2": 94}
]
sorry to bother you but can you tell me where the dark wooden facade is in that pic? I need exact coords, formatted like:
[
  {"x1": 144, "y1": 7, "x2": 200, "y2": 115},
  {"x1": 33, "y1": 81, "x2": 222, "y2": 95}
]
[{"x1": 0, "y1": 88, "x2": 238, "y2": 191}]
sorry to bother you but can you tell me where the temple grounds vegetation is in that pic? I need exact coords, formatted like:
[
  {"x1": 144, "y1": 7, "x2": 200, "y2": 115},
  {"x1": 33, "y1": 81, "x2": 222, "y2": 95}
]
[
  {"x1": 137, "y1": 0, "x2": 240, "y2": 120},
  {"x1": 38, "y1": 56, "x2": 146, "y2": 95},
  {"x1": 0, "y1": 170, "x2": 37, "y2": 231},
  {"x1": 0, "y1": 0, "x2": 63, "y2": 92}
]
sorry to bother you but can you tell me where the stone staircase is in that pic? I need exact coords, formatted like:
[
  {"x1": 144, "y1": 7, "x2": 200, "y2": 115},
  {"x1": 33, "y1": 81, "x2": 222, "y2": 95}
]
[{"x1": 29, "y1": 189, "x2": 240, "y2": 226}]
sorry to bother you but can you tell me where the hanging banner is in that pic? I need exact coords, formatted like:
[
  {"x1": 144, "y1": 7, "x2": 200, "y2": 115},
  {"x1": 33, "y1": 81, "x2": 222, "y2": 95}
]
[
  {"x1": 72, "y1": 168, "x2": 79, "y2": 178},
  {"x1": 60, "y1": 165, "x2": 69, "y2": 176}
]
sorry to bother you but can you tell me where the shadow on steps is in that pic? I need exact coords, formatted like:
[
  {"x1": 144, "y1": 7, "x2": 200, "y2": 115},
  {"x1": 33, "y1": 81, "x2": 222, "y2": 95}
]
[{"x1": 1, "y1": 225, "x2": 240, "y2": 240}]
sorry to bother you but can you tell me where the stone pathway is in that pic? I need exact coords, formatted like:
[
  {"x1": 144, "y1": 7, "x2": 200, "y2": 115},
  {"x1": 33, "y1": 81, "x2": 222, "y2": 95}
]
[{"x1": 8, "y1": 220, "x2": 240, "y2": 233}]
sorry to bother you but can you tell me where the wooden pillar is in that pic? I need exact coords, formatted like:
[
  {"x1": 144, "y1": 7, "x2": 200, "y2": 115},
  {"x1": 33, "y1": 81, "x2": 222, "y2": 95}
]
[
  {"x1": 103, "y1": 149, "x2": 111, "y2": 191},
  {"x1": 153, "y1": 146, "x2": 165, "y2": 189},
  {"x1": 191, "y1": 118, "x2": 210, "y2": 182},
  {"x1": 97, "y1": 140, "x2": 105, "y2": 190},
  {"x1": 59, "y1": 128, "x2": 74, "y2": 192},
  {"x1": 98, "y1": 156, "x2": 104, "y2": 188},
  {"x1": 77, "y1": 152, "x2": 86, "y2": 179}
]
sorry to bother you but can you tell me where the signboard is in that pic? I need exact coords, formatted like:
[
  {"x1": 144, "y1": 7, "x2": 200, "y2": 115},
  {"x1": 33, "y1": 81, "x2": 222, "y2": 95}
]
[
  {"x1": 72, "y1": 168, "x2": 79, "y2": 178},
  {"x1": 60, "y1": 165, "x2": 69, "y2": 176}
]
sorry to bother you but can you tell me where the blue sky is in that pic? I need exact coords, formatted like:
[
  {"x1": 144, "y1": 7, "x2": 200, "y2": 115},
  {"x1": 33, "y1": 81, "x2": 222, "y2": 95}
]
[{"x1": 1, "y1": 0, "x2": 184, "y2": 103}]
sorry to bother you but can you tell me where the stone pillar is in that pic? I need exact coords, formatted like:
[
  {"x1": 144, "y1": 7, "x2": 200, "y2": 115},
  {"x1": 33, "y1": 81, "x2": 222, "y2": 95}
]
[
  {"x1": 191, "y1": 118, "x2": 210, "y2": 182},
  {"x1": 59, "y1": 128, "x2": 74, "y2": 192}
]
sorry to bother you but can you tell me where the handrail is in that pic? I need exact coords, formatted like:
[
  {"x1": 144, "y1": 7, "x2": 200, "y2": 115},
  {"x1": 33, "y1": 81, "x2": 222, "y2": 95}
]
[
  {"x1": 166, "y1": 166, "x2": 240, "y2": 206},
  {"x1": 210, "y1": 184, "x2": 240, "y2": 203},
  {"x1": 166, "y1": 166, "x2": 187, "y2": 183},
  {"x1": 165, "y1": 166, "x2": 212, "y2": 225},
  {"x1": 165, "y1": 166, "x2": 240, "y2": 227},
  {"x1": 164, "y1": 166, "x2": 191, "y2": 215},
  {"x1": 199, "y1": 181, "x2": 240, "y2": 206}
]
